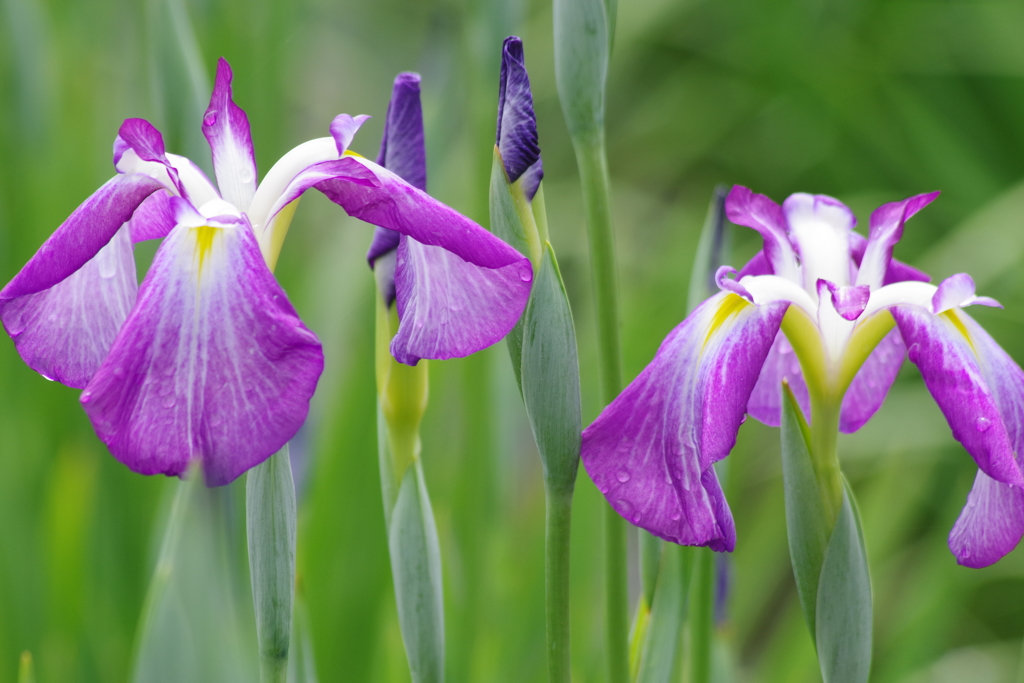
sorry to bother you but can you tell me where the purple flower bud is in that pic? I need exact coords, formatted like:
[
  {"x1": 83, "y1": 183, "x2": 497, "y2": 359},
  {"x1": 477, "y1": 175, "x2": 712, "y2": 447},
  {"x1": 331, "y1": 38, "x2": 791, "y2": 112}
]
[{"x1": 497, "y1": 37, "x2": 543, "y2": 201}]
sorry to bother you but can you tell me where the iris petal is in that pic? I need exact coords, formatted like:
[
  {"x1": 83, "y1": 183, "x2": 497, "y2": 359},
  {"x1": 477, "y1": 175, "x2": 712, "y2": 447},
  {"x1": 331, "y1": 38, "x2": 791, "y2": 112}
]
[
  {"x1": 839, "y1": 328, "x2": 905, "y2": 433},
  {"x1": 948, "y1": 470, "x2": 1024, "y2": 568},
  {"x1": 391, "y1": 235, "x2": 531, "y2": 365},
  {"x1": 497, "y1": 37, "x2": 543, "y2": 199},
  {"x1": 725, "y1": 186, "x2": 799, "y2": 282},
  {"x1": 857, "y1": 192, "x2": 939, "y2": 290},
  {"x1": 747, "y1": 331, "x2": 811, "y2": 427},
  {"x1": 893, "y1": 306, "x2": 1024, "y2": 488},
  {"x1": 202, "y1": 58, "x2": 258, "y2": 211},
  {"x1": 581, "y1": 293, "x2": 787, "y2": 549},
  {"x1": 80, "y1": 215, "x2": 323, "y2": 486}
]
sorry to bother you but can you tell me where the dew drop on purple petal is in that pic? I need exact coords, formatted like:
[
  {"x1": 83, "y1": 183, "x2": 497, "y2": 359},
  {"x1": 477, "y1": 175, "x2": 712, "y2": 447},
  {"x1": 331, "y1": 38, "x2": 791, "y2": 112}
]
[
  {"x1": 162, "y1": 396, "x2": 176, "y2": 409},
  {"x1": 519, "y1": 264, "x2": 533, "y2": 282},
  {"x1": 907, "y1": 343, "x2": 920, "y2": 363},
  {"x1": 740, "y1": 414, "x2": 747, "y2": 425},
  {"x1": 976, "y1": 417, "x2": 992, "y2": 432},
  {"x1": 113, "y1": 367, "x2": 124, "y2": 378},
  {"x1": 671, "y1": 511, "x2": 681, "y2": 521},
  {"x1": 204, "y1": 110, "x2": 218, "y2": 126},
  {"x1": 616, "y1": 468, "x2": 630, "y2": 483},
  {"x1": 616, "y1": 499, "x2": 634, "y2": 518}
]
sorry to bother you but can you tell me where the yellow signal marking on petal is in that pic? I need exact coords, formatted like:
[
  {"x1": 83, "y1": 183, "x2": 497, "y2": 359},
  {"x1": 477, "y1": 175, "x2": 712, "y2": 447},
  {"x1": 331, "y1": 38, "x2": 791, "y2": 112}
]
[
  {"x1": 342, "y1": 150, "x2": 364, "y2": 158},
  {"x1": 192, "y1": 226, "x2": 219, "y2": 274},
  {"x1": 703, "y1": 293, "x2": 749, "y2": 349},
  {"x1": 942, "y1": 309, "x2": 975, "y2": 352}
]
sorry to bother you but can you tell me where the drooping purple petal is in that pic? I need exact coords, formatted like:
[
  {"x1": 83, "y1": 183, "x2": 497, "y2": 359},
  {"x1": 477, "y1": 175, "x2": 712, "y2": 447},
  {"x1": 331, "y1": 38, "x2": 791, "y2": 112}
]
[
  {"x1": 747, "y1": 331, "x2": 811, "y2": 427},
  {"x1": 274, "y1": 156, "x2": 528, "y2": 270},
  {"x1": 497, "y1": 37, "x2": 543, "y2": 199},
  {"x1": 581, "y1": 292, "x2": 787, "y2": 549},
  {"x1": 893, "y1": 306, "x2": 1024, "y2": 487},
  {"x1": 129, "y1": 190, "x2": 176, "y2": 243},
  {"x1": 839, "y1": 328, "x2": 905, "y2": 433},
  {"x1": 1, "y1": 227, "x2": 136, "y2": 389},
  {"x1": 948, "y1": 470, "x2": 1024, "y2": 568},
  {"x1": 202, "y1": 58, "x2": 258, "y2": 211},
  {"x1": 390, "y1": 234, "x2": 531, "y2": 365},
  {"x1": 1, "y1": 174, "x2": 163, "y2": 303},
  {"x1": 80, "y1": 208, "x2": 323, "y2": 487},
  {"x1": 368, "y1": 72, "x2": 427, "y2": 271},
  {"x1": 856, "y1": 192, "x2": 940, "y2": 289},
  {"x1": 931, "y1": 273, "x2": 1002, "y2": 313},
  {"x1": 725, "y1": 186, "x2": 798, "y2": 281},
  {"x1": 330, "y1": 114, "x2": 372, "y2": 156}
]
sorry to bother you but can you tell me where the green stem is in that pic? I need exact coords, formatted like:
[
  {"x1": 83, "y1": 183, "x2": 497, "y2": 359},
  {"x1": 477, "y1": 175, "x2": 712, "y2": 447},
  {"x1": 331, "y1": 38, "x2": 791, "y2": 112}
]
[
  {"x1": 808, "y1": 398, "x2": 843, "y2": 527},
  {"x1": 689, "y1": 548, "x2": 715, "y2": 683},
  {"x1": 574, "y1": 131, "x2": 622, "y2": 405},
  {"x1": 546, "y1": 486, "x2": 574, "y2": 683},
  {"x1": 573, "y1": 126, "x2": 630, "y2": 683}
]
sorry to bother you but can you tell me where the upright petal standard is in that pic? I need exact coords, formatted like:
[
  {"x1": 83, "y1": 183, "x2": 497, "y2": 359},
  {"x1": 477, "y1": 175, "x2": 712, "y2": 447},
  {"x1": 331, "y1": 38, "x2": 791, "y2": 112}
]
[
  {"x1": 1, "y1": 58, "x2": 532, "y2": 485},
  {"x1": 582, "y1": 185, "x2": 1024, "y2": 566}
]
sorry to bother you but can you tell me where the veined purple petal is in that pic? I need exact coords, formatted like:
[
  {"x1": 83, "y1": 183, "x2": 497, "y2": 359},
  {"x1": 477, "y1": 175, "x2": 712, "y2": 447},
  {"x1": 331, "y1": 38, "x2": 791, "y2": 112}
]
[
  {"x1": 203, "y1": 58, "x2": 258, "y2": 211},
  {"x1": 391, "y1": 235, "x2": 531, "y2": 365},
  {"x1": 857, "y1": 192, "x2": 940, "y2": 290},
  {"x1": 1, "y1": 174, "x2": 163, "y2": 302},
  {"x1": 581, "y1": 293, "x2": 787, "y2": 549},
  {"x1": 330, "y1": 114, "x2": 371, "y2": 156},
  {"x1": 725, "y1": 186, "x2": 798, "y2": 281},
  {"x1": 839, "y1": 328, "x2": 905, "y2": 433},
  {"x1": 129, "y1": 190, "x2": 176, "y2": 242},
  {"x1": 893, "y1": 306, "x2": 1024, "y2": 487},
  {"x1": 949, "y1": 470, "x2": 1024, "y2": 567},
  {"x1": 282, "y1": 156, "x2": 527, "y2": 270},
  {"x1": 747, "y1": 331, "x2": 811, "y2": 428},
  {"x1": 821, "y1": 280, "x2": 870, "y2": 321},
  {"x1": 368, "y1": 72, "x2": 426, "y2": 271},
  {"x1": 497, "y1": 37, "x2": 543, "y2": 199},
  {"x1": 932, "y1": 273, "x2": 1002, "y2": 313},
  {"x1": 2, "y1": 227, "x2": 136, "y2": 388},
  {"x1": 80, "y1": 212, "x2": 323, "y2": 486}
]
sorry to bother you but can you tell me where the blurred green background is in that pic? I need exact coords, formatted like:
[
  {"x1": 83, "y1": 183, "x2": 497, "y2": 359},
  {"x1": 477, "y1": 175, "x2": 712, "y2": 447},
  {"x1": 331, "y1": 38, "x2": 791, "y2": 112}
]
[{"x1": 4, "y1": 0, "x2": 1024, "y2": 681}]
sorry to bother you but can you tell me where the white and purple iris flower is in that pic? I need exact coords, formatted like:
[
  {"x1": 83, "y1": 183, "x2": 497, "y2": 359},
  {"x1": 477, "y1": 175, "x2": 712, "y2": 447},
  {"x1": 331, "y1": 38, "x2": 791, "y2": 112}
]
[
  {"x1": 582, "y1": 185, "x2": 1024, "y2": 567},
  {"x1": 0, "y1": 58, "x2": 531, "y2": 486}
]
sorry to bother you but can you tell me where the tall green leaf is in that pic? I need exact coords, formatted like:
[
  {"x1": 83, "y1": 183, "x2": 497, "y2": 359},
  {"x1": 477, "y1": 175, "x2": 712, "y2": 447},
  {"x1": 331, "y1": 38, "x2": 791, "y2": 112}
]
[
  {"x1": 389, "y1": 461, "x2": 445, "y2": 683},
  {"x1": 635, "y1": 545, "x2": 691, "y2": 683},
  {"x1": 247, "y1": 446, "x2": 298, "y2": 683}
]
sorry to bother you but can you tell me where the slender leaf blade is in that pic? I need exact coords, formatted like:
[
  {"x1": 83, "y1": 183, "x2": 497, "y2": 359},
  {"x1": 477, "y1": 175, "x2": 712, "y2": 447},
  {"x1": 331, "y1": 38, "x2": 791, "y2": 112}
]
[
  {"x1": 780, "y1": 383, "x2": 830, "y2": 638},
  {"x1": 815, "y1": 481, "x2": 872, "y2": 683},
  {"x1": 389, "y1": 461, "x2": 445, "y2": 683},
  {"x1": 521, "y1": 243, "x2": 583, "y2": 492},
  {"x1": 636, "y1": 544, "x2": 692, "y2": 683}
]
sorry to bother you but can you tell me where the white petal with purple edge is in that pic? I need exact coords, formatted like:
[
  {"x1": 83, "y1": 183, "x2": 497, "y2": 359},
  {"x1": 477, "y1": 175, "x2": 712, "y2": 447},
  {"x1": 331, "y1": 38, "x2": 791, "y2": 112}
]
[
  {"x1": 783, "y1": 193, "x2": 855, "y2": 290},
  {"x1": 390, "y1": 235, "x2": 531, "y2": 365},
  {"x1": 949, "y1": 470, "x2": 1024, "y2": 567},
  {"x1": 2, "y1": 227, "x2": 136, "y2": 388},
  {"x1": 203, "y1": 59, "x2": 258, "y2": 211},
  {"x1": 580, "y1": 293, "x2": 787, "y2": 549},
  {"x1": 893, "y1": 306, "x2": 1024, "y2": 487},
  {"x1": 931, "y1": 273, "x2": 1002, "y2": 314},
  {"x1": 80, "y1": 216, "x2": 323, "y2": 486}
]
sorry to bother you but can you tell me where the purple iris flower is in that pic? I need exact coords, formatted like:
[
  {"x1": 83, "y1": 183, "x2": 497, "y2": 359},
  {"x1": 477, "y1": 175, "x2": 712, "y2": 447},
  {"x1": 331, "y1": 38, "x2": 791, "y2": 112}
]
[
  {"x1": 581, "y1": 185, "x2": 1024, "y2": 567},
  {"x1": 0, "y1": 58, "x2": 531, "y2": 485}
]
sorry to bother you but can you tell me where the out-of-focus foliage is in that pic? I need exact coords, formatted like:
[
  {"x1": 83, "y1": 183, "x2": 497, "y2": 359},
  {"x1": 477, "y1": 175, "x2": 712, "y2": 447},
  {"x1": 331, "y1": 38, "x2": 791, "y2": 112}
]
[{"x1": 3, "y1": 0, "x2": 1024, "y2": 681}]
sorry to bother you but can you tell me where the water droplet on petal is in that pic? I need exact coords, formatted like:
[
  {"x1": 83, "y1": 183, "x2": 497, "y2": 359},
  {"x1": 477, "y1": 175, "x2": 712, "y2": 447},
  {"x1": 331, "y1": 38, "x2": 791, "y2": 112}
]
[
  {"x1": 632, "y1": 512, "x2": 642, "y2": 524},
  {"x1": 907, "y1": 343, "x2": 921, "y2": 363},
  {"x1": 616, "y1": 499, "x2": 634, "y2": 518},
  {"x1": 81, "y1": 391, "x2": 92, "y2": 402},
  {"x1": 976, "y1": 417, "x2": 992, "y2": 432},
  {"x1": 739, "y1": 414, "x2": 747, "y2": 425},
  {"x1": 204, "y1": 110, "x2": 218, "y2": 126},
  {"x1": 671, "y1": 511, "x2": 681, "y2": 521},
  {"x1": 238, "y1": 166, "x2": 254, "y2": 183},
  {"x1": 113, "y1": 367, "x2": 124, "y2": 377},
  {"x1": 162, "y1": 396, "x2": 176, "y2": 409},
  {"x1": 598, "y1": 484, "x2": 609, "y2": 494},
  {"x1": 519, "y1": 264, "x2": 533, "y2": 282},
  {"x1": 616, "y1": 468, "x2": 630, "y2": 483}
]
